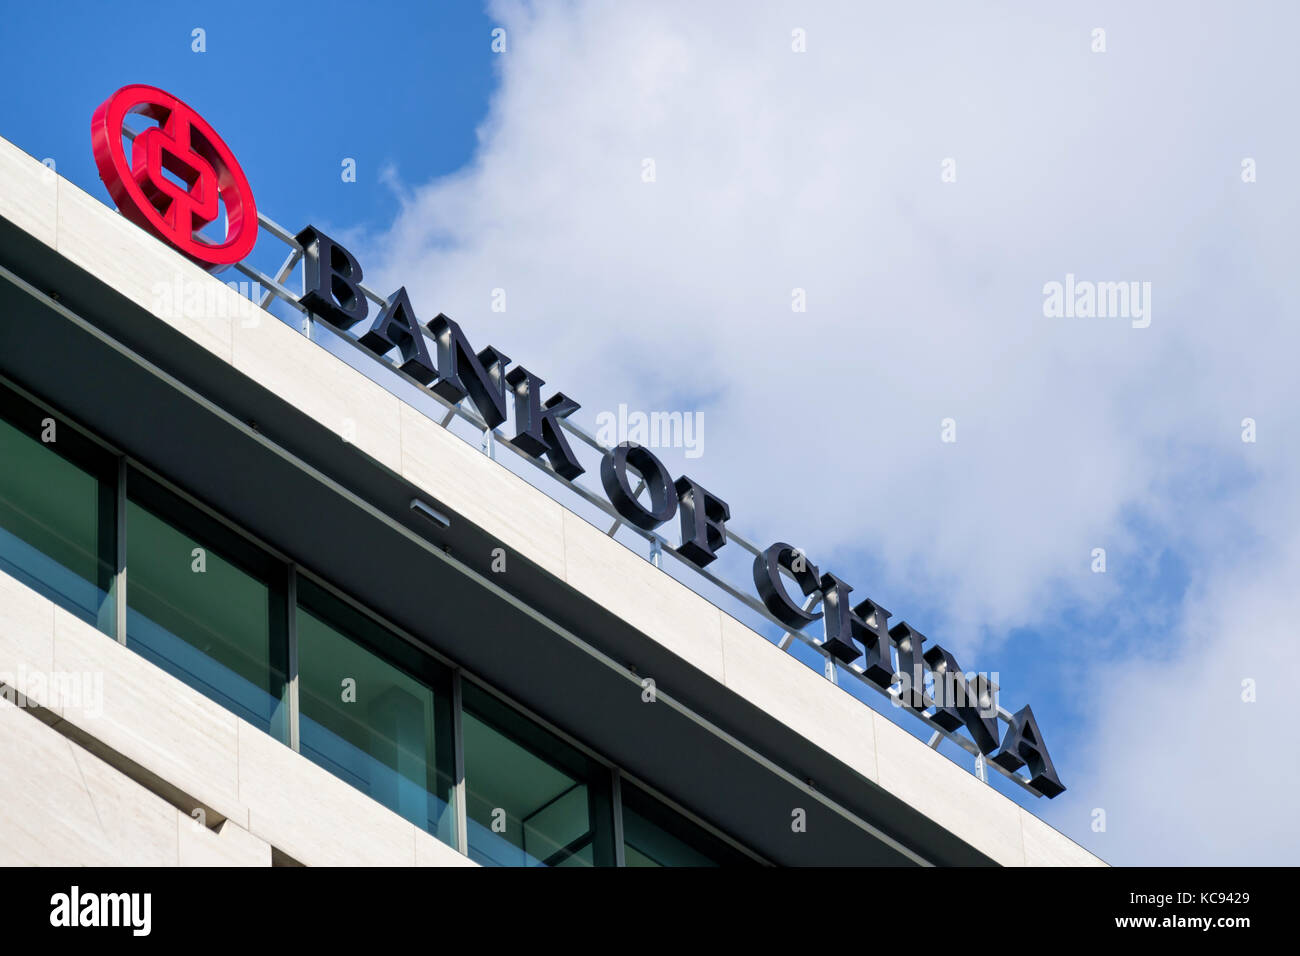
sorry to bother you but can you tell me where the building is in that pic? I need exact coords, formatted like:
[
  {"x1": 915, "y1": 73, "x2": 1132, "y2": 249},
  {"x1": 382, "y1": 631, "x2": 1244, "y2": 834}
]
[{"x1": 0, "y1": 118, "x2": 1103, "y2": 866}]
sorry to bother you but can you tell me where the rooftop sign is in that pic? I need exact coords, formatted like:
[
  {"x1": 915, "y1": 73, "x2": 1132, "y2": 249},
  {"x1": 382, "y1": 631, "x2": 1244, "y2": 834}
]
[{"x1": 90, "y1": 84, "x2": 1064, "y2": 798}]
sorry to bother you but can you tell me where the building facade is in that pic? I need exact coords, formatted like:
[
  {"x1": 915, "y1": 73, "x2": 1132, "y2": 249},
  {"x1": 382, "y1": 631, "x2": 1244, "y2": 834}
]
[{"x1": 0, "y1": 131, "x2": 1102, "y2": 867}]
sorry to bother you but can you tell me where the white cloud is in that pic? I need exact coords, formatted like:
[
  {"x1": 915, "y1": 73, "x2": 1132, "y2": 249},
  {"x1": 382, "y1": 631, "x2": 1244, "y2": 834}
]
[
  {"x1": 364, "y1": 0, "x2": 1300, "y2": 863},
  {"x1": 1067, "y1": 508, "x2": 1300, "y2": 865}
]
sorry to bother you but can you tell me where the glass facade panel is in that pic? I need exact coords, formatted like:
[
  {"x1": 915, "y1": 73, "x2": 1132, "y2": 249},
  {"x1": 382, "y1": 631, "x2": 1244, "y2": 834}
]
[
  {"x1": 124, "y1": 471, "x2": 288, "y2": 740},
  {"x1": 0, "y1": 380, "x2": 759, "y2": 865},
  {"x1": 0, "y1": 391, "x2": 115, "y2": 635},
  {"x1": 621, "y1": 781, "x2": 754, "y2": 866},
  {"x1": 296, "y1": 579, "x2": 457, "y2": 848},
  {"x1": 462, "y1": 681, "x2": 615, "y2": 867}
]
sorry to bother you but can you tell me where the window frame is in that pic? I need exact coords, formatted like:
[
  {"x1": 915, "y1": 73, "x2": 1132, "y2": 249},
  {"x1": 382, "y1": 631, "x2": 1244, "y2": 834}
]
[
  {"x1": 294, "y1": 574, "x2": 459, "y2": 847},
  {"x1": 0, "y1": 380, "x2": 120, "y2": 637},
  {"x1": 0, "y1": 371, "x2": 764, "y2": 866},
  {"x1": 460, "y1": 676, "x2": 617, "y2": 867},
  {"x1": 123, "y1": 465, "x2": 291, "y2": 740}
]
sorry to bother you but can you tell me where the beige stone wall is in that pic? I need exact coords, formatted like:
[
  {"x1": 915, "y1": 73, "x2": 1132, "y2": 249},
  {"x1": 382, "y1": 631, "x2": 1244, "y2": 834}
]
[{"x1": 0, "y1": 571, "x2": 472, "y2": 867}]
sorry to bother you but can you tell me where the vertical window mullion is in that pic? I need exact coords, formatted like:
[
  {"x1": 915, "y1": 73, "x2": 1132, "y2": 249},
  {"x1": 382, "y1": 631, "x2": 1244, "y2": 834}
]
[
  {"x1": 612, "y1": 769, "x2": 626, "y2": 867},
  {"x1": 287, "y1": 565, "x2": 300, "y2": 752},
  {"x1": 452, "y1": 670, "x2": 468, "y2": 855},
  {"x1": 114, "y1": 457, "x2": 127, "y2": 645}
]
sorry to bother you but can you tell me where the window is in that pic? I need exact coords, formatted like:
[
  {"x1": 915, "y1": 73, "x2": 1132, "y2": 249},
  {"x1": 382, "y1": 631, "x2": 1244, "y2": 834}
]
[
  {"x1": 296, "y1": 579, "x2": 457, "y2": 847},
  {"x1": 461, "y1": 681, "x2": 615, "y2": 866},
  {"x1": 0, "y1": 388, "x2": 116, "y2": 636},
  {"x1": 124, "y1": 469, "x2": 289, "y2": 741},
  {"x1": 0, "y1": 379, "x2": 760, "y2": 865},
  {"x1": 620, "y1": 780, "x2": 755, "y2": 866}
]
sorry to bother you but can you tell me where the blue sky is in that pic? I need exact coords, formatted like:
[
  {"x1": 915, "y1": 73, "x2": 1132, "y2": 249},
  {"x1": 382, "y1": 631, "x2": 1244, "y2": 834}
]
[
  {"x1": 3, "y1": 0, "x2": 1296, "y2": 865},
  {"x1": 0, "y1": 0, "x2": 496, "y2": 240}
]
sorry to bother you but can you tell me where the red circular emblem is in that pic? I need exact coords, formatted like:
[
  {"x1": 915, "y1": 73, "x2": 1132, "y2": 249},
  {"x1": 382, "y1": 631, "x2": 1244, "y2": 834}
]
[{"x1": 91, "y1": 84, "x2": 257, "y2": 272}]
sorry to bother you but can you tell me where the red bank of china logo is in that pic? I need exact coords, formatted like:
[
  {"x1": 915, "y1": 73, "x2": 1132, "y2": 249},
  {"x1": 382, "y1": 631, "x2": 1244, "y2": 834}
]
[{"x1": 90, "y1": 84, "x2": 257, "y2": 272}]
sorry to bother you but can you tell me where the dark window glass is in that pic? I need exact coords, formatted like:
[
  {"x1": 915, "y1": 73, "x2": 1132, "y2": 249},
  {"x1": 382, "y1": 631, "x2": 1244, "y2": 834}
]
[
  {"x1": 462, "y1": 681, "x2": 615, "y2": 866},
  {"x1": 621, "y1": 781, "x2": 755, "y2": 866},
  {"x1": 124, "y1": 470, "x2": 288, "y2": 740},
  {"x1": 296, "y1": 578, "x2": 457, "y2": 848},
  {"x1": 0, "y1": 388, "x2": 116, "y2": 636}
]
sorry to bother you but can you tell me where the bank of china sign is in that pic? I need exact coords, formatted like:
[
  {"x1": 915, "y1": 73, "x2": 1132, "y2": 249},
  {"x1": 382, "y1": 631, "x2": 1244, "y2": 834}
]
[{"x1": 90, "y1": 84, "x2": 1064, "y2": 798}]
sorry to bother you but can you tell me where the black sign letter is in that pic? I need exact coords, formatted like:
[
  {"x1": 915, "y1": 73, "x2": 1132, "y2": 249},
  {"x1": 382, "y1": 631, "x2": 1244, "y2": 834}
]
[
  {"x1": 753, "y1": 543, "x2": 822, "y2": 629},
  {"x1": 817, "y1": 576, "x2": 894, "y2": 686},
  {"x1": 601, "y1": 443, "x2": 678, "y2": 531},
  {"x1": 505, "y1": 366, "x2": 585, "y2": 480},
  {"x1": 425, "y1": 313, "x2": 510, "y2": 429},
  {"x1": 922, "y1": 645, "x2": 1000, "y2": 755},
  {"x1": 295, "y1": 226, "x2": 368, "y2": 329},
  {"x1": 890, "y1": 621, "x2": 929, "y2": 711},
  {"x1": 357, "y1": 288, "x2": 436, "y2": 384},
  {"x1": 992, "y1": 705, "x2": 1065, "y2": 797},
  {"x1": 673, "y1": 476, "x2": 730, "y2": 568}
]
